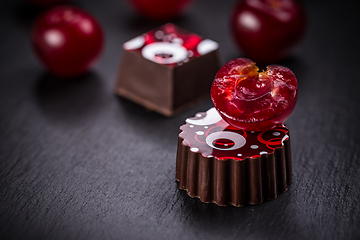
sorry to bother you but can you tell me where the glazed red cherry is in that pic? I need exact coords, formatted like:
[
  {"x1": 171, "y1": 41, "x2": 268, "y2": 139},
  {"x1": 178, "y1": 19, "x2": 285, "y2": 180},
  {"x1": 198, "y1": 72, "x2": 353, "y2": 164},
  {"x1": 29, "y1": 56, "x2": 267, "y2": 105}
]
[
  {"x1": 211, "y1": 58, "x2": 298, "y2": 131},
  {"x1": 127, "y1": 0, "x2": 193, "y2": 21},
  {"x1": 31, "y1": 6, "x2": 104, "y2": 77},
  {"x1": 230, "y1": 0, "x2": 306, "y2": 63}
]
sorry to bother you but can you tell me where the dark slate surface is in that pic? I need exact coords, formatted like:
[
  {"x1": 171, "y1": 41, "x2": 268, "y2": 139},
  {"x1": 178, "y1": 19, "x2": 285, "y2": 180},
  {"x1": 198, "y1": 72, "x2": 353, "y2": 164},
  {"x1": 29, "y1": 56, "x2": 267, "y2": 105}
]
[{"x1": 1, "y1": 0, "x2": 360, "y2": 239}]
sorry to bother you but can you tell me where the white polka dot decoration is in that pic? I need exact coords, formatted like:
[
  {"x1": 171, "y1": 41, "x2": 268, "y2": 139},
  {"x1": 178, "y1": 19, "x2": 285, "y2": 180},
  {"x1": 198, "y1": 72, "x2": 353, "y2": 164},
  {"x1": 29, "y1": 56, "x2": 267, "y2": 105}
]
[
  {"x1": 155, "y1": 30, "x2": 164, "y2": 39},
  {"x1": 179, "y1": 108, "x2": 291, "y2": 161},
  {"x1": 172, "y1": 38, "x2": 184, "y2": 45},
  {"x1": 190, "y1": 147, "x2": 199, "y2": 152}
]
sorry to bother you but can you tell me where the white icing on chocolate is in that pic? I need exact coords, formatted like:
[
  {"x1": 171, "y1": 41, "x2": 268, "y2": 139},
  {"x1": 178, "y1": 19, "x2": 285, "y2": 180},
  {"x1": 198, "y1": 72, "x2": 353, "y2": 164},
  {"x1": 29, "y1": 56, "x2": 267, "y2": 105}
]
[
  {"x1": 172, "y1": 38, "x2": 183, "y2": 45},
  {"x1": 155, "y1": 30, "x2": 164, "y2": 39},
  {"x1": 206, "y1": 132, "x2": 246, "y2": 151},
  {"x1": 123, "y1": 36, "x2": 145, "y2": 50},
  {"x1": 197, "y1": 39, "x2": 219, "y2": 55},
  {"x1": 141, "y1": 42, "x2": 188, "y2": 64},
  {"x1": 282, "y1": 134, "x2": 289, "y2": 143},
  {"x1": 186, "y1": 108, "x2": 223, "y2": 126},
  {"x1": 190, "y1": 147, "x2": 199, "y2": 152},
  {"x1": 179, "y1": 108, "x2": 290, "y2": 160}
]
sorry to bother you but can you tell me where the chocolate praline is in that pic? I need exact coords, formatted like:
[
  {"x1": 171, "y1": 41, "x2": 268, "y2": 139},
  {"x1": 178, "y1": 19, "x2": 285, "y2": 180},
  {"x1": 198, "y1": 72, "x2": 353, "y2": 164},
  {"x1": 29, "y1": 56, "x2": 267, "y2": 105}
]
[
  {"x1": 115, "y1": 23, "x2": 221, "y2": 116},
  {"x1": 176, "y1": 108, "x2": 293, "y2": 207}
]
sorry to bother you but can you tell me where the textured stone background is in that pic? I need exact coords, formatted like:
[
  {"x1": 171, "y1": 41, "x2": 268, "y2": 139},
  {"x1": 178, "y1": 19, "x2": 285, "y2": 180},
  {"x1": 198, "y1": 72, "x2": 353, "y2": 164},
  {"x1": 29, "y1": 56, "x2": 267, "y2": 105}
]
[{"x1": 1, "y1": 0, "x2": 360, "y2": 239}]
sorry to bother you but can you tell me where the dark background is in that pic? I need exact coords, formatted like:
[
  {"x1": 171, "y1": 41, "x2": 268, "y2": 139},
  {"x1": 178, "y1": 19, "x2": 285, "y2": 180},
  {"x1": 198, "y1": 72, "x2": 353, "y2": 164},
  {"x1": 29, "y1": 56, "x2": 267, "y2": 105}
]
[{"x1": 1, "y1": 0, "x2": 360, "y2": 239}]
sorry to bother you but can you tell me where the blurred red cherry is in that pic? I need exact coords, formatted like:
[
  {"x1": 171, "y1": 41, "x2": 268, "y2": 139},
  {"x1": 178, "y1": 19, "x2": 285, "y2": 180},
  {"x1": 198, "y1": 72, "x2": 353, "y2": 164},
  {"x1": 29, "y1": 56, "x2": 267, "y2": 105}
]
[
  {"x1": 32, "y1": 6, "x2": 104, "y2": 77},
  {"x1": 230, "y1": 0, "x2": 306, "y2": 64},
  {"x1": 127, "y1": 0, "x2": 193, "y2": 21}
]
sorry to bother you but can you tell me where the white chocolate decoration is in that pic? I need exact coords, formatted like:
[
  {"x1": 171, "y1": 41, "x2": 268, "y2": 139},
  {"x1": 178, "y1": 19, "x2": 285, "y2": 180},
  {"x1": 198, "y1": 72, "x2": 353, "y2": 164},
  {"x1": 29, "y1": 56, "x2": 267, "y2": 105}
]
[
  {"x1": 186, "y1": 108, "x2": 223, "y2": 126},
  {"x1": 206, "y1": 131, "x2": 246, "y2": 151},
  {"x1": 197, "y1": 39, "x2": 219, "y2": 55},
  {"x1": 180, "y1": 108, "x2": 290, "y2": 159},
  {"x1": 123, "y1": 36, "x2": 145, "y2": 50},
  {"x1": 141, "y1": 42, "x2": 188, "y2": 64}
]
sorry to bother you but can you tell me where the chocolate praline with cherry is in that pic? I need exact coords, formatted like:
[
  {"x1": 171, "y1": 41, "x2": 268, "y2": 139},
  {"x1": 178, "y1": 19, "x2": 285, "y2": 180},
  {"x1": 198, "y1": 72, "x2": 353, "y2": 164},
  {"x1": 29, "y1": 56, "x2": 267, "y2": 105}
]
[{"x1": 175, "y1": 58, "x2": 298, "y2": 207}]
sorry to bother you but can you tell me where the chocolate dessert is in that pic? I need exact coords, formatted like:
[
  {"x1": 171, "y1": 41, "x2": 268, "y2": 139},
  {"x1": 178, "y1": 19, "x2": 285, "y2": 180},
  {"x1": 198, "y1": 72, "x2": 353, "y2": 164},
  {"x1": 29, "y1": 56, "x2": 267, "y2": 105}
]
[
  {"x1": 176, "y1": 108, "x2": 292, "y2": 207},
  {"x1": 115, "y1": 23, "x2": 221, "y2": 116}
]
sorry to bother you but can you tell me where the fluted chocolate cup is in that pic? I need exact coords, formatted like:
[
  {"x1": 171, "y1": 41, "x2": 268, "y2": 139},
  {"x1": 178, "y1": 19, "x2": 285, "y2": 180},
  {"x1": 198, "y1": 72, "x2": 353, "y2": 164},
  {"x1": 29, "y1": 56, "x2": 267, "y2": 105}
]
[{"x1": 175, "y1": 108, "x2": 292, "y2": 207}]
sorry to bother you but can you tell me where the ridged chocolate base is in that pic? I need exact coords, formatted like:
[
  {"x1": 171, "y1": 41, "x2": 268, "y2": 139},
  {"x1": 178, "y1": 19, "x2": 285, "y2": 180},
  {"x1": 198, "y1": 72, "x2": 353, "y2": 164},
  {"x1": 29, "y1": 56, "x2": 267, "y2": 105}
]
[{"x1": 175, "y1": 135, "x2": 293, "y2": 207}]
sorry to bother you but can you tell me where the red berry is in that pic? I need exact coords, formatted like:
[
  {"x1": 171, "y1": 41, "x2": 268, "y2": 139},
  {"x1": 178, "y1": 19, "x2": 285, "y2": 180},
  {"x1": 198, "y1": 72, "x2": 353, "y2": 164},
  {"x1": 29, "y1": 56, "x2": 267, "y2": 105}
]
[
  {"x1": 31, "y1": 6, "x2": 104, "y2": 77},
  {"x1": 127, "y1": 0, "x2": 193, "y2": 21},
  {"x1": 211, "y1": 58, "x2": 298, "y2": 131},
  {"x1": 230, "y1": 0, "x2": 306, "y2": 63}
]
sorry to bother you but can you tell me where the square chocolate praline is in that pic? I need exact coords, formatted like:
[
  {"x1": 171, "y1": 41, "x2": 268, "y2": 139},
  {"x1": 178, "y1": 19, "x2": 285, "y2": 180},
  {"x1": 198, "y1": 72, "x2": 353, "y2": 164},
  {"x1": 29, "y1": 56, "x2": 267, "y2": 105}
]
[{"x1": 115, "y1": 23, "x2": 221, "y2": 116}]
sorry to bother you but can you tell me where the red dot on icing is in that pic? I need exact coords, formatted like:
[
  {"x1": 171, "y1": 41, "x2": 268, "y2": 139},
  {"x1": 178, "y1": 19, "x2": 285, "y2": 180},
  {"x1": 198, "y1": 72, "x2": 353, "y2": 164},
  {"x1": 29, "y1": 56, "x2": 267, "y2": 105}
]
[{"x1": 213, "y1": 138, "x2": 235, "y2": 149}]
